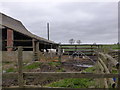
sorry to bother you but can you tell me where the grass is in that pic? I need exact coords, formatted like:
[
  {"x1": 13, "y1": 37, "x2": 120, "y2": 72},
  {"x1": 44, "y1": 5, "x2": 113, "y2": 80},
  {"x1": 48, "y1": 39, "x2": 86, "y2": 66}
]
[
  {"x1": 4, "y1": 61, "x2": 62, "y2": 72},
  {"x1": 61, "y1": 44, "x2": 120, "y2": 50},
  {"x1": 56, "y1": 68, "x2": 66, "y2": 72},
  {"x1": 61, "y1": 44, "x2": 119, "y2": 55},
  {"x1": 102, "y1": 44, "x2": 119, "y2": 50},
  {"x1": 24, "y1": 62, "x2": 42, "y2": 70},
  {"x1": 112, "y1": 69, "x2": 118, "y2": 74},
  {"x1": 6, "y1": 67, "x2": 16, "y2": 72},
  {"x1": 81, "y1": 67, "x2": 96, "y2": 73},
  {"x1": 46, "y1": 78, "x2": 95, "y2": 88},
  {"x1": 5, "y1": 62, "x2": 43, "y2": 72},
  {"x1": 48, "y1": 62, "x2": 61, "y2": 66},
  {"x1": 46, "y1": 67, "x2": 96, "y2": 88},
  {"x1": 111, "y1": 67, "x2": 118, "y2": 74}
]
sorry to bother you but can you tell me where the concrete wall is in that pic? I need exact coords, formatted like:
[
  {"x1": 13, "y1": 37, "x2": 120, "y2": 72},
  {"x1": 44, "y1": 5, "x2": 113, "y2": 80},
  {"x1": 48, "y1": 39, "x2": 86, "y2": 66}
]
[{"x1": 2, "y1": 51, "x2": 33, "y2": 62}]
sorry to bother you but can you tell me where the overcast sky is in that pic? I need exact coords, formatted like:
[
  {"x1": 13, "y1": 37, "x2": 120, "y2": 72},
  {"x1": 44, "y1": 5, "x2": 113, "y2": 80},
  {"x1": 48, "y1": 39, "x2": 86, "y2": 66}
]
[{"x1": 0, "y1": 1, "x2": 118, "y2": 44}]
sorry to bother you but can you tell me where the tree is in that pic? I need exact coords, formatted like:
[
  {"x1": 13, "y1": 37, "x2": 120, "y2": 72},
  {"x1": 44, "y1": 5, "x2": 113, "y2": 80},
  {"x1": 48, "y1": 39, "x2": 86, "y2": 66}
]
[
  {"x1": 93, "y1": 42, "x2": 96, "y2": 45},
  {"x1": 69, "y1": 39, "x2": 75, "y2": 44},
  {"x1": 76, "y1": 40, "x2": 81, "y2": 44},
  {"x1": 117, "y1": 42, "x2": 120, "y2": 45}
]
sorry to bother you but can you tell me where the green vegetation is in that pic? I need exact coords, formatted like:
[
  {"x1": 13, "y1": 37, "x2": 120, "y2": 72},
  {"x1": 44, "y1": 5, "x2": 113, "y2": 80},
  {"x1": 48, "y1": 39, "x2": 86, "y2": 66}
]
[
  {"x1": 56, "y1": 68, "x2": 65, "y2": 72},
  {"x1": 61, "y1": 44, "x2": 119, "y2": 55},
  {"x1": 48, "y1": 62, "x2": 61, "y2": 66},
  {"x1": 112, "y1": 69, "x2": 118, "y2": 74},
  {"x1": 46, "y1": 67, "x2": 96, "y2": 88},
  {"x1": 81, "y1": 67, "x2": 95, "y2": 73},
  {"x1": 47, "y1": 78, "x2": 95, "y2": 88},
  {"x1": 6, "y1": 67, "x2": 16, "y2": 72},
  {"x1": 61, "y1": 44, "x2": 119, "y2": 50},
  {"x1": 102, "y1": 44, "x2": 119, "y2": 50},
  {"x1": 24, "y1": 62, "x2": 42, "y2": 70}
]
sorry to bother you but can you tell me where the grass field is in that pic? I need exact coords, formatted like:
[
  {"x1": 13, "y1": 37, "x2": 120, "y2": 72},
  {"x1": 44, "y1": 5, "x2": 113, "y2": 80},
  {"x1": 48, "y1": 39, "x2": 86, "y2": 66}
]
[{"x1": 61, "y1": 44, "x2": 119, "y2": 50}]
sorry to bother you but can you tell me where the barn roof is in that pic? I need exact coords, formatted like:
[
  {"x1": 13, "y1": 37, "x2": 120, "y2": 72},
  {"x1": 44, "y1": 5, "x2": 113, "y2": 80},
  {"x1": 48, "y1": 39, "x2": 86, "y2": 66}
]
[{"x1": 0, "y1": 13, "x2": 57, "y2": 44}]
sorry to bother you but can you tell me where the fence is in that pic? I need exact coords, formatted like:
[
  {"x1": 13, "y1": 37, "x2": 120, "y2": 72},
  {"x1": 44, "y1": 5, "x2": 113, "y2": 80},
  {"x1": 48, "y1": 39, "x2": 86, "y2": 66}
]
[
  {"x1": 2, "y1": 46, "x2": 120, "y2": 90},
  {"x1": 60, "y1": 44, "x2": 101, "y2": 56},
  {"x1": 96, "y1": 52, "x2": 119, "y2": 88}
]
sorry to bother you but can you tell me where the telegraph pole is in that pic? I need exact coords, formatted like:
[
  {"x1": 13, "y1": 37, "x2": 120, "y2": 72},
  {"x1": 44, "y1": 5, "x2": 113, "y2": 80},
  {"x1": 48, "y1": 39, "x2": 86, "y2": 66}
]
[{"x1": 47, "y1": 23, "x2": 49, "y2": 40}]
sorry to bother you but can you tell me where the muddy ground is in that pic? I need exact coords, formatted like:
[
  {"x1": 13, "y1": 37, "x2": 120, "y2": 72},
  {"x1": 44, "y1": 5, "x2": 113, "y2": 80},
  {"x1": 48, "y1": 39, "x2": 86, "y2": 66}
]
[{"x1": 2, "y1": 55, "x2": 97, "y2": 87}]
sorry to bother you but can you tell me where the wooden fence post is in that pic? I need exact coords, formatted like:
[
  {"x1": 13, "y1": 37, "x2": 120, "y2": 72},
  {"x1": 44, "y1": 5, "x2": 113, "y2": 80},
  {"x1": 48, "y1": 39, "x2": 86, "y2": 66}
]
[
  {"x1": 91, "y1": 45, "x2": 93, "y2": 55},
  {"x1": 58, "y1": 46, "x2": 62, "y2": 62},
  {"x1": 50, "y1": 44, "x2": 53, "y2": 58},
  {"x1": 18, "y1": 46, "x2": 24, "y2": 87},
  {"x1": 117, "y1": 50, "x2": 120, "y2": 90}
]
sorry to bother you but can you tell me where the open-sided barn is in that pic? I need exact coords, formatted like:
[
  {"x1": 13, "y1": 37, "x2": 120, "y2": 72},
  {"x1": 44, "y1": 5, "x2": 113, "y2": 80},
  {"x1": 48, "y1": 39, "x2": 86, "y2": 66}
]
[
  {"x1": 0, "y1": 13, "x2": 59, "y2": 61},
  {"x1": 0, "y1": 13, "x2": 58, "y2": 51}
]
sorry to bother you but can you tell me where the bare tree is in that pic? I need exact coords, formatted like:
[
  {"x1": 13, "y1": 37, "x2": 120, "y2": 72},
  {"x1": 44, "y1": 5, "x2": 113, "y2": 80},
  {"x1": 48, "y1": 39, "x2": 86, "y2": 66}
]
[
  {"x1": 93, "y1": 42, "x2": 96, "y2": 45},
  {"x1": 69, "y1": 39, "x2": 75, "y2": 44},
  {"x1": 76, "y1": 40, "x2": 81, "y2": 44},
  {"x1": 117, "y1": 42, "x2": 120, "y2": 45}
]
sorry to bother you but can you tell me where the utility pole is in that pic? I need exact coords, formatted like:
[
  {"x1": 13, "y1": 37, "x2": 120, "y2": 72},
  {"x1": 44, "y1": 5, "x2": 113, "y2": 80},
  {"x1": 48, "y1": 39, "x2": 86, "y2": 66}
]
[{"x1": 47, "y1": 23, "x2": 49, "y2": 40}]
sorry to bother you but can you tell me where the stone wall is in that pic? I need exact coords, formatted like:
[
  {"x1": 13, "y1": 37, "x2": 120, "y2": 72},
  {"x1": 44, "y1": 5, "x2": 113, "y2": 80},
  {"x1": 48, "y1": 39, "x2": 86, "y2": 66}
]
[{"x1": 2, "y1": 51, "x2": 33, "y2": 62}]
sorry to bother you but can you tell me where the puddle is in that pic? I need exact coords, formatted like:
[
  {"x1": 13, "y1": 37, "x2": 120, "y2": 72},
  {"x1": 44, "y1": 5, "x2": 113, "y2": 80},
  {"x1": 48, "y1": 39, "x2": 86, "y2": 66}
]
[{"x1": 75, "y1": 64, "x2": 93, "y2": 68}]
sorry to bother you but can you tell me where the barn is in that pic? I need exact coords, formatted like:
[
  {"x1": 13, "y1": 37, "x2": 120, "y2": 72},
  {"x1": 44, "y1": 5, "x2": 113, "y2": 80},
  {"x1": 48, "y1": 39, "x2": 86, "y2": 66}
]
[{"x1": 0, "y1": 13, "x2": 59, "y2": 61}]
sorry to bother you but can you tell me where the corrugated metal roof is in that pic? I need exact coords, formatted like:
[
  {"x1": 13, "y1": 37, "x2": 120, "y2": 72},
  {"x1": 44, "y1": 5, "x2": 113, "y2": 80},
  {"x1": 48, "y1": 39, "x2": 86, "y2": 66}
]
[{"x1": 0, "y1": 13, "x2": 57, "y2": 44}]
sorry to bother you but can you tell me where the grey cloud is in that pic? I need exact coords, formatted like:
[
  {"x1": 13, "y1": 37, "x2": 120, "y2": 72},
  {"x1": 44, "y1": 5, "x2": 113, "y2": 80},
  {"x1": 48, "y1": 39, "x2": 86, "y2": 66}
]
[{"x1": 0, "y1": 2, "x2": 118, "y2": 44}]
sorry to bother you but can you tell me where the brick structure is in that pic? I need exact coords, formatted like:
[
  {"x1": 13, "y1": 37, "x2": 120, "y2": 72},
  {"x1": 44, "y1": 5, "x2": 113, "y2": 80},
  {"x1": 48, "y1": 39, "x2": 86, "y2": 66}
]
[{"x1": 7, "y1": 29, "x2": 13, "y2": 51}]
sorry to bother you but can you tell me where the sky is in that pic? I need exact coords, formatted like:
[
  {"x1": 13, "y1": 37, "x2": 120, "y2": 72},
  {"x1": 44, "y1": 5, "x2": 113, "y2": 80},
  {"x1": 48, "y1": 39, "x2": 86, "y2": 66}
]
[{"x1": 0, "y1": 0, "x2": 118, "y2": 44}]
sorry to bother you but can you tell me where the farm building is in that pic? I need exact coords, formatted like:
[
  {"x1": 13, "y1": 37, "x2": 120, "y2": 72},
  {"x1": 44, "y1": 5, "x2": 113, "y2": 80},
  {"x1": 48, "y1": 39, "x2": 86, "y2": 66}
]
[
  {"x1": 0, "y1": 13, "x2": 59, "y2": 61},
  {"x1": 0, "y1": 13, "x2": 58, "y2": 51}
]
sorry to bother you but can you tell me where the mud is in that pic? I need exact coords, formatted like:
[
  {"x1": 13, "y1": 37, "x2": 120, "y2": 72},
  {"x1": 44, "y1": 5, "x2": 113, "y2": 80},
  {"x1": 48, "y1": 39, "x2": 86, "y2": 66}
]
[{"x1": 3, "y1": 56, "x2": 97, "y2": 87}]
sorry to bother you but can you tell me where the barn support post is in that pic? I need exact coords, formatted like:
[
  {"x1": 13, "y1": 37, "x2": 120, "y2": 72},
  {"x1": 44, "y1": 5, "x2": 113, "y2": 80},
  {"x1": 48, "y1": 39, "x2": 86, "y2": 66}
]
[
  {"x1": 32, "y1": 39, "x2": 35, "y2": 61},
  {"x1": 56, "y1": 45, "x2": 59, "y2": 55},
  {"x1": 58, "y1": 45, "x2": 61, "y2": 62},
  {"x1": 32, "y1": 39, "x2": 36, "y2": 53},
  {"x1": 36, "y1": 41, "x2": 39, "y2": 52},
  {"x1": 32, "y1": 39, "x2": 39, "y2": 61},
  {"x1": 36, "y1": 41, "x2": 40, "y2": 60},
  {"x1": 18, "y1": 46, "x2": 24, "y2": 88},
  {"x1": 7, "y1": 28, "x2": 13, "y2": 51}
]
